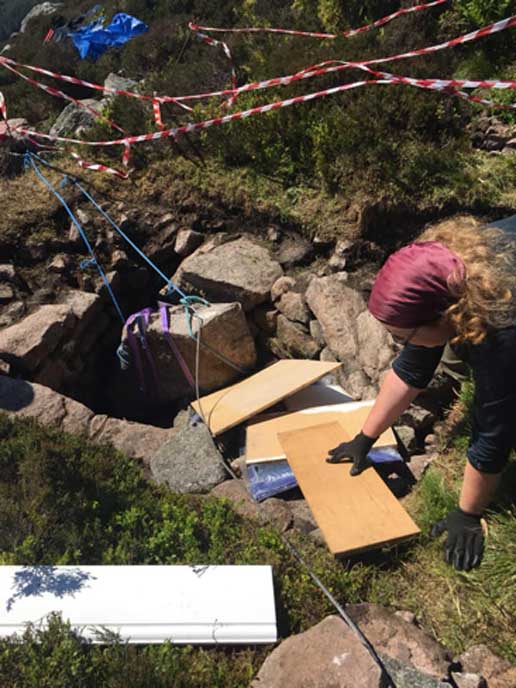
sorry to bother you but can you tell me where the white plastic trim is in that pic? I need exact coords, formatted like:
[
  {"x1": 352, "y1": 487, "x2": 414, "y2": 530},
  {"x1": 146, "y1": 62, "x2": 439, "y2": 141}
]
[{"x1": 0, "y1": 565, "x2": 277, "y2": 644}]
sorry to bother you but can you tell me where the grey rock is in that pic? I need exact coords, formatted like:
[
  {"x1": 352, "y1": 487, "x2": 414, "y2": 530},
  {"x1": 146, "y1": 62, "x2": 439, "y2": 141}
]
[
  {"x1": 380, "y1": 655, "x2": 449, "y2": 688},
  {"x1": 175, "y1": 237, "x2": 283, "y2": 310},
  {"x1": 320, "y1": 347, "x2": 338, "y2": 363},
  {"x1": 175, "y1": 229, "x2": 204, "y2": 257},
  {"x1": 20, "y1": 2, "x2": 61, "y2": 32},
  {"x1": 345, "y1": 604, "x2": 451, "y2": 679},
  {"x1": 275, "y1": 234, "x2": 313, "y2": 267},
  {"x1": 0, "y1": 301, "x2": 25, "y2": 329},
  {"x1": 150, "y1": 423, "x2": 226, "y2": 494},
  {"x1": 0, "y1": 283, "x2": 14, "y2": 304},
  {"x1": 309, "y1": 319, "x2": 326, "y2": 347},
  {"x1": 451, "y1": 673, "x2": 487, "y2": 688},
  {"x1": 0, "y1": 264, "x2": 16, "y2": 282},
  {"x1": 271, "y1": 276, "x2": 296, "y2": 301},
  {"x1": 50, "y1": 99, "x2": 104, "y2": 138},
  {"x1": 0, "y1": 304, "x2": 74, "y2": 372},
  {"x1": 289, "y1": 499, "x2": 317, "y2": 534},
  {"x1": 395, "y1": 610, "x2": 417, "y2": 625},
  {"x1": 408, "y1": 454, "x2": 435, "y2": 481},
  {"x1": 253, "y1": 306, "x2": 278, "y2": 335},
  {"x1": 458, "y1": 645, "x2": 516, "y2": 688},
  {"x1": 276, "y1": 315, "x2": 321, "y2": 359},
  {"x1": 251, "y1": 616, "x2": 383, "y2": 687},
  {"x1": 277, "y1": 291, "x2": 310, "y2": 324},
  {"x1": 104, "y1": 73, "x2": 137, "y2": 95},
  {"x1": 48, "y1": 254, "x2": 70, "y2": 273},
  {"x1": 396, "y1": 425, "x2": 417, "y2": 452}
]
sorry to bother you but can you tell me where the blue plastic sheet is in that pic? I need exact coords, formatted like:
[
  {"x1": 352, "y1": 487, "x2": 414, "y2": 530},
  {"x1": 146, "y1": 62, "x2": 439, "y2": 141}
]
[{"x1": 70, "y1": 13, "x2": 148, "y2": 60}]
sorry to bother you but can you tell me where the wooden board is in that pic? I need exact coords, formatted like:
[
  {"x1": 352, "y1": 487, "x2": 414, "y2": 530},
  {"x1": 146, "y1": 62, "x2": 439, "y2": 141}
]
[
  {"x1": 0, "y1": 565, "x2": 277, "y2": 644},
  {"x1": 246, "y1": 402, "x2": 396, "y2": 464},
  {"x1": 191, "y1": 360, "x2": 341, "y2": 436},
  {"x1": 279, "y1": 422, "x2": 420, "y2": 556}
]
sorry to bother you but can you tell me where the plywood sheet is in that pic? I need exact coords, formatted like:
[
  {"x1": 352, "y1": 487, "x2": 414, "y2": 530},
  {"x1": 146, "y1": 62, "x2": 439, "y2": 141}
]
[
  {"x1": 0, "y1": 565, "x2": 277, "y2": 644},
  {"x1": 246, "y1": 402, "x2": 396, "y2": 464},
  {"x1": 191, "y1": 360, "x2": 341, "y2": 436},
  {"x1": 279, "y1": 423, "x2": 419, "y2": 556}
]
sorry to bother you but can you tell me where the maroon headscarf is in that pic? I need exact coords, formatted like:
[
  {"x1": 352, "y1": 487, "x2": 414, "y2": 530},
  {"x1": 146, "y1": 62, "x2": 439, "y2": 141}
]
[{"x1": 368, "y1": 241, "x2": 465, "y2": 328}]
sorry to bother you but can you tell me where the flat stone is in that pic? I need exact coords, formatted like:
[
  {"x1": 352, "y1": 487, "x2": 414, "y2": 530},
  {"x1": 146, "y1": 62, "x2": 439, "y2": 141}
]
[
  {"x1": 309, "y1": 319, "x2": 326, "y2": 346},
  {"x1": 275, "y1": 233, "x2": 313, "y2": 267},
  {"x1": 271, "y1": 276, "x2": 296, "y2": 302},
  {"x1": 175, "y1": 237, "x2": 283, "y2": 310},
  {"x1": 277, "y1": 291, "x2": 310, "y2": 324},
  {"x1": 276, "y1": 315, "x2": 321, "y2": 359},
  {"x1": 150, "y1": 422, "x2": 226, "y2": 494},
  {"x1": 345, "y1": 604, "x2": 451, "y2": 679},
  {"x1": 251, "y1": 616, "x2": 383, "y2": 687},
  {"x1": 175, "y1": 229, "x2": 204, "y2": 257},
  {"x1": 0, "y1": 304, "x2": 74, "y2": 372},
  {"x1": 381, "y1": 655, "x2": 450, "y2": 688},
  {"x1": 458, "y1": 645, "x2": 516, "y2": 688},
  {"x1": 451, "y1": 673, "x2": 487, "y2": 688},
  {"x1": 408, "y1": 454, "x2": 435, "y2": 481}
]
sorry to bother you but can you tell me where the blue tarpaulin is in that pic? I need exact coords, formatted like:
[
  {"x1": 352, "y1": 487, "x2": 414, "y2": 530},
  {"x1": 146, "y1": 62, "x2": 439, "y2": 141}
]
[{"x1": 70, "y1": 12, "x2": 148, "y2": 60}]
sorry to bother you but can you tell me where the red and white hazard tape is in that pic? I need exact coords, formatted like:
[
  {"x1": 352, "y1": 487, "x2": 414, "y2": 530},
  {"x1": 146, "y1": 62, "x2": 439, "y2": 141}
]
[
  {"x1": 70, "y1": 152, "x2": 130, "y2": 179},
  {"x1": 189, "y1": 0, "x2": 448, "y2": 41},
  {"x1": 1, "y1": 11, "x2": 514, "y2": 177}
]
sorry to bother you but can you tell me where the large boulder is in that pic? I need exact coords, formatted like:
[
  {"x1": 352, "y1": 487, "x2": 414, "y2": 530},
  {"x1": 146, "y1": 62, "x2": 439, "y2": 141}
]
[
  {"x1": 306, "y1": 275, "x2": 395, "y2": 398},
  {"x1": 0, "y1": 376, "x2": 173, "y2": 465},
  {"x1": 147, "y1": 301, "x2": 256, "y2": 398},
  {"x1": 174, "y1": 237, "x2": 283, "y2": 311},
  {"x1": 345, "y1": 604, "x2": 451, "y2": 679},
  {"x1": 0, "y1": 304, "x2": 74, "y2": 372},
  {"x1": 150, "y1": 422, "x2": 226, "y2": 493},
  {"x1": 251, "y1": 615, "x2": 383, "y2": 687}
]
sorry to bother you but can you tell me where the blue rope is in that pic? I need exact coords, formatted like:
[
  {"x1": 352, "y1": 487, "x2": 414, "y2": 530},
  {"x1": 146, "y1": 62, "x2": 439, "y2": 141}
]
[
  {"x1": 72, "y1": 178, "x2": 190, "y2": 301},
  {"x1": 26, "y1": 152, "x2": 126, "y2": 325}
]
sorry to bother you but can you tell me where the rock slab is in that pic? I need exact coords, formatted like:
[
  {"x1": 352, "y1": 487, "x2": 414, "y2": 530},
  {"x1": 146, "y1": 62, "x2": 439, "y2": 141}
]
[
  {"x1": 251, "y1": 616, "x2": 383, "y2": 687},
  {"x1": 175, "y1": 237, "x2": 283, "y2": 310},
  {"x1": 150, "y1": 422, "x2": 226, "y2": 493}
]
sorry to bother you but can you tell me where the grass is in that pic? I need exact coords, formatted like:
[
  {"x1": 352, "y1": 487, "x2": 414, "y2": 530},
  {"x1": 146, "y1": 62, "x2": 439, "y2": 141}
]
[{"x1": 0, "y1": 402, "x2": 515, "y2": 687}]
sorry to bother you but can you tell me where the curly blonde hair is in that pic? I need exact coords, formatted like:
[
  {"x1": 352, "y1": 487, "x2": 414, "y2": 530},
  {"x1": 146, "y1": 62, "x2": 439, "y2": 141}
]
[{"x1": 418, "y1": 215, "x2": 516, "y2": 345}]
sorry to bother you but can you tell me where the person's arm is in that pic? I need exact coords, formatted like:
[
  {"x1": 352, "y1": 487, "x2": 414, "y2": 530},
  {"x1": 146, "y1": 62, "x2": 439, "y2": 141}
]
[
  {"x1": 326, "y1": 344, "x2": 444, "y2": 472},
  {"x1": 460, "y1": 462, "x2": 501, "y2": 514},
  {"x1": 362, "y1": 369, "x2": 421, "y2": 438}
]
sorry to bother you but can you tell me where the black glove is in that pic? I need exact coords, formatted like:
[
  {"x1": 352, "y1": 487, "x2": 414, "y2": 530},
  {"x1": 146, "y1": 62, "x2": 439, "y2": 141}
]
[
  {"x1": 326, "y1": 431, "x2": 378, "y2": 476},
  {"x1": 431, "y1": 508, "x2": 484, "y2": 571}
]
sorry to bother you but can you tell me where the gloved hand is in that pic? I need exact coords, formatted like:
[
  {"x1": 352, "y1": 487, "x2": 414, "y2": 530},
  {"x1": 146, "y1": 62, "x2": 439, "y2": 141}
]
[
  {"x1": 431, "y1": 508, "x2": 484, "y2": 571},
  {"x1": 326, "y1": 431, "x2": 378, "y2": 476}
]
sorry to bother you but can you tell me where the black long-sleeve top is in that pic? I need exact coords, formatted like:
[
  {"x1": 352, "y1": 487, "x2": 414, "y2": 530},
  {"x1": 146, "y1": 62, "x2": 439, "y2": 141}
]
[{"x1": 393, "y1": 326, "x2": 516, "y2": 474}]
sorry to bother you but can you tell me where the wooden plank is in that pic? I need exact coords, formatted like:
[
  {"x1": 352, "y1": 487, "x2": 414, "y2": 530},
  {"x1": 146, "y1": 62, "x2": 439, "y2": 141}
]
[
  {"x1": 246, "y1": 402, "x2": 396, "y2": 464},
  {"x1": 0, "y1": 565, "x2": 277, "y2": 644},
  {"x1": 191, "y1": 360, "x2": 341, "y2": 436},
  {"x1": 279, "y1": 422, "x2": 420, "y2": 556}
]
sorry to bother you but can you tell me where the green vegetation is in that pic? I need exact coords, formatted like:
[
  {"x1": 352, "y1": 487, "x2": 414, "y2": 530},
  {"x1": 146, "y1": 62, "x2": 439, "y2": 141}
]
[
  {"x1": 0, "y1": 405, "x2": 514, "y2": 686},
  {"x1": 1, "y1": 0, "x2": 514, "y2": 213}
]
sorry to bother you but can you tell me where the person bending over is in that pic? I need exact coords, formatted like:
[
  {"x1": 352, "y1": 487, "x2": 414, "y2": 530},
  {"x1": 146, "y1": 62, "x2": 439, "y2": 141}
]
[{"x1": 327, "y1": 217, "x2": 516, "y2": 571}]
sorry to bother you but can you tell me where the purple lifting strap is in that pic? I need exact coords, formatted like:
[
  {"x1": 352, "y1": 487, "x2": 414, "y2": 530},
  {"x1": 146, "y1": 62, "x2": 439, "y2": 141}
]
[{"x1": 124, "y1": 308, "x2": 160, "y2": 397}]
